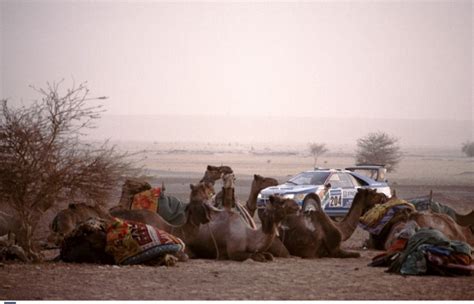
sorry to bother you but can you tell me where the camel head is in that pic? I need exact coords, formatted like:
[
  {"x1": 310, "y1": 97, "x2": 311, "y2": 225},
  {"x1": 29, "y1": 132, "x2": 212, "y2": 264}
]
[
  {"x1": 202, "y1": 165, "x2": 234, "y2": 184},
  {"x1": 118, "y1": 178, "x2": 152, "y2": 209},
  {"x1": 354, "y1": 188, "x2": 388, "y2": 214},
  {"x1": 252, "y1": 174, "x2": 278, "y2": 193},
  {"x1": 190, "y1": 182, "x2": 215, "y2": 202},
  {"x1": 48, "y1": 203, "x2": 112, "y2": 246},
  {"x1": 60, "y1": 218, "x2": 114, "y2": 264},
  {"x1": 185, "y1": 199, "x2": 214, "y2": 227},
  {"x1": 260, "y1": 195, "x2": 300, "y2": 233}
]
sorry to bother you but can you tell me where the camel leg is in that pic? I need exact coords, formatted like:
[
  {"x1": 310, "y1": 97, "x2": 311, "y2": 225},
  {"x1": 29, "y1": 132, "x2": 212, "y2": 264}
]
[
  {"x1": 227, "y1": 251, "x2": 253, "y2": 261},
  {"x1": 267, "y1": 238, "x2": 290, "y2": 258},
  {"x1": 261, "y1": 252, "x2": 274, "y2": 261},
  {"x1": 250, "y1": 252, "x2": 273, "y2": 262}
]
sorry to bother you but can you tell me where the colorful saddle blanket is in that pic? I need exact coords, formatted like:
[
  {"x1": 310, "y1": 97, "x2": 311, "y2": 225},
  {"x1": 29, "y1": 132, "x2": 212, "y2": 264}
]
[
  {"x1": 105, "y1": 217, "x2": 184, "y2": 265},
  {"x1": 131, "y1": 187, "x2": 162, "y2": 212},
  {"x1": 359, "y1": 199, "x2": 416, "y2": 235},
  {"x1": 131, "y1": 188, "x2": 187, "y2": 226}
]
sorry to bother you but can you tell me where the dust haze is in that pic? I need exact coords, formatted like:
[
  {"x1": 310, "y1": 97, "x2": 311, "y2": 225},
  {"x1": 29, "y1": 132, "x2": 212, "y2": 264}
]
[{"x1": 1, "y1": 0, "x2": 472, "y2": 149}]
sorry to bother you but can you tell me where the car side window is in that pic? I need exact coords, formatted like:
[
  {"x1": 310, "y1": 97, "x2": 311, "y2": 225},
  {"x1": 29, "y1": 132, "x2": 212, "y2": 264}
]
[
  {"x1": 328, "y1": 173, "x2": 343, "y2": 188},
  {"x1": 337, "y1": 173, "x2": 354, "y2": 188},
  {"x1": 347, "y1": 174, "x2": 362, "y2": 187}
]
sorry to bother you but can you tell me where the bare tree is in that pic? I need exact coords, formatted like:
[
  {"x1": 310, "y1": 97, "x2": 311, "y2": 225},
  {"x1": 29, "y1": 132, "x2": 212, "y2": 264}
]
[
  {"x1": 355, "y1": 131, "x2": 402, "y2": 172},
  {"x1": 461, "y1": 141, "x2": 474, "y2": 157},
  {"x1": 0, "y1": 81, "x2": 135, "y2": 260},
  {"x1": 308, "y1": 142, "x2": 328, "y2": 167}
]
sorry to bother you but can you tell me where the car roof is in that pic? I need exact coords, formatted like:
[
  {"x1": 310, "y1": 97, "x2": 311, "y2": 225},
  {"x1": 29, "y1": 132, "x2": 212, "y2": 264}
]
[{"x1": 305, "y1": 168, "x2": 349, "y2": 173}]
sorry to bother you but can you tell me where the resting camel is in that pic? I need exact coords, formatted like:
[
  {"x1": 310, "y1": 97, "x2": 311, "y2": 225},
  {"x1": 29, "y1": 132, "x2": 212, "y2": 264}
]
[
  {"x1": 59, "y1": 217, "x2": 186, "y2": 266},
  {"x1": 276, "y1": 188, "x2": 383, "y2": 258},
  {"x1": 59, "y1": 183, "x2": 216, "y2": 264},
  {"x1": 244, "y1": 174, "x2": 278, "y2": 218},
  {"x1": 214, "y1": 173, "x2": 278, "y2": 229},
  {"x1": 48, "y1": 203, "x2": 111, "y2": 246},
  {"x1": 187, "y1": 194, "x2": 299, "y2": 261},
  {"x1": 362, "y1": 191, "x2": 474, "y2": 250},
  {"x1": 53, "y1": 172, "x2": 273, "y2": 244},
  {"x1": 112, "y1": 184, "x2": 299, "y2": 261}
]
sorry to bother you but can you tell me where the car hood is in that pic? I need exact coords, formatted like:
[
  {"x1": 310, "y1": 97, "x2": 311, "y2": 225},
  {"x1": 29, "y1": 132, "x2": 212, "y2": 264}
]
[{"x1": 260, "y1": 183, "x2": 320, "y2": 196}]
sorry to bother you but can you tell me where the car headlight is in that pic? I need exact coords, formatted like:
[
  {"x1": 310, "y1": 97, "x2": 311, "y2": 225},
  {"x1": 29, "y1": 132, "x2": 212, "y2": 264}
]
[
  {"x1": 282, "y1": 194, "x2": 295, "y2": 199},
  {"x1": 257, "y1": 193, "x2": 263, "y2": 199}
]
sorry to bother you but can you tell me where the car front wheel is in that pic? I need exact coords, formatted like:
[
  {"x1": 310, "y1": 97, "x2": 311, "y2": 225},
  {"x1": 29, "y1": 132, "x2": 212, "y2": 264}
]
[{"x1": 302, "y1": 197, "x2": 320, "y2": 212}]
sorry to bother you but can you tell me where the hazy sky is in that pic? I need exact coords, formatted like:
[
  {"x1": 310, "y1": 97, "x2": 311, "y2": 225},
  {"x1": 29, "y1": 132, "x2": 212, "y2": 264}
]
[{"x1": 1, "y1": 0, "x2": 472, "y2": 121}]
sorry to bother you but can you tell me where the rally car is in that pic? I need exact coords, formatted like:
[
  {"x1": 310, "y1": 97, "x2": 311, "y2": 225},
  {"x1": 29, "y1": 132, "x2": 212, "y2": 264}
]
[{"x1": 257, "y1": 165, "x2": 391, "y2": 218}]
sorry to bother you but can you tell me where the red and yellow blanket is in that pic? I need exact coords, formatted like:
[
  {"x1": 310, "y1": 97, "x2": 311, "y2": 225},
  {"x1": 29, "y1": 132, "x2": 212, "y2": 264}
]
[
  {"x1": 131, "y1": 187, "x2": 162, "y2": 213},
  {"x1": 105, "y1": 217, "x2": 184, "y2": 265}
]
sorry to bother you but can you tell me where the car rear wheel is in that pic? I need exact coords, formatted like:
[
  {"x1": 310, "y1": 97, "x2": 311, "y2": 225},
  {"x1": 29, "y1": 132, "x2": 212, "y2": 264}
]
[{"x1": 302, "y1": 197, "x2": 320, "y2": 212}]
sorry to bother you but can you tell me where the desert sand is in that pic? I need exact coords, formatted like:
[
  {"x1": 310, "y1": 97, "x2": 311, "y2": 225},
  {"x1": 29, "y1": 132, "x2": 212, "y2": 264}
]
[{"x1": 1, "y1": 143, "x2": 473, "y2": 300}]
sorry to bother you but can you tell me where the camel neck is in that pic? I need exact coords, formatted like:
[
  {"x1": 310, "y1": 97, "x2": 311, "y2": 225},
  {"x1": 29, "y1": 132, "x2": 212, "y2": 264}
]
[
  {"x1": 246, "y1": 188, "x2": 259, "y2": 217},
  {"x1": 336, "y1": 199, "x2": 366, "y2": 241}
]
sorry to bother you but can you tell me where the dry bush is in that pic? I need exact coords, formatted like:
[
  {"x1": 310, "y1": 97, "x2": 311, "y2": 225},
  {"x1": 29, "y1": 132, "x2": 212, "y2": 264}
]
[
  {"x1": 461, "y1": 141, "x2": 474, "y2": 157},
  {"x1": 308, "y1": 142, "x2": 328, "y2": 167},
  {"x1": 0, "y1": 81, "x2": 136, "y2": 260},
  {"x1": 355, "y1": 131, "x2": 402, "y2": 172}
]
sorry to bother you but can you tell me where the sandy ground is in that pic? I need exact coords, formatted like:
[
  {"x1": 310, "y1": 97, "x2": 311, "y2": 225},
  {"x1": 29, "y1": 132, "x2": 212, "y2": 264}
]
[{"x1": 1, "y1": 149, "x2": 473, "y2": 300}]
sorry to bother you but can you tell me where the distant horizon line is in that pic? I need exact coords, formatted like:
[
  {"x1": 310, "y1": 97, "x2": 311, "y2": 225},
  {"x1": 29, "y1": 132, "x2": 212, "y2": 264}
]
[{"x1": 100, "y1": 113, "x2": 472, "y2": 122}]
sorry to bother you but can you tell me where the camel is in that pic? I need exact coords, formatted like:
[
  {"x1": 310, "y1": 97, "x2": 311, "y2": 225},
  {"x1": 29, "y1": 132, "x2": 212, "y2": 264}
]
[
  {"x1": 245, "y1": 174, "x2": 279, "y2": 218},
  {"x1": 110, "y1": 182, "x2": 216, "y2": 233},
  {"x1": 200, "y1": 165, "x2": 233, "y2": 185},
  {"x1": 186, "y1": 194, "x2": 300, "y2": 261},
  {"x1": 276, "y1": 188, "x2": 382, "y2": 259},
  {"x1": 369, "y1": 209, "x2": 474, "y2": 250},
  {"x1": 215, "y1": 173, "x2": 236, "y2": 210},
  {"x1": 113, "y1": 183, "x2": 299, "y2": 262},
  {"x1": 59, "y1": 183, "x2": 215, "y2": 265},
  {"x1": 59, "y1": 217, "x2": 185, "y2": 266},
  {"x1": 116, "y1": 178, "x2": 153, "y2": 210},
  {"x1": 210, "y1": 173, "x2": 277, "y2": 230},
  {"x1": 360, "y1": 191, "x2": 474, "y2": 250},
  {"x1": 48, "y1": 203, "x2": 112, "y2": 246},
  {"x1": 335, "y1": 188, "x2": 388, "y2": 241}
]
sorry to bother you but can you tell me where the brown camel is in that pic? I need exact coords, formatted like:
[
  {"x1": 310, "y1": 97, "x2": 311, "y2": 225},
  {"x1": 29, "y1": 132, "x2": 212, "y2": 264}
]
[
  {"x1": 187, "y1": 194, "x2": 300, "y2": 261},
  {"x1": 361, "y1": 191, "x2": 474, "y2": 250},
  {"x1": 200, "y1": 165, "x2": 233, "y2": 185},
  {"x1": 48, "y1": 203, "x2": 112, "y2": 246},
  {"x1": 335, "y1": 188, "x2": 388, "y2": 241},
  {"x1": 245, "y1": 174, "x2": 278, "y2": 218},
  {"x1": 59, "y1": 217, "x2": 185, "y2": 266},
  {"x1": 110, "y1": 182, "x2": 217, "y2": 234},
  {"x1": 213, "y1": 173, "x2": 278, "y2": 230},
  {"x1": 369, "y1": 210, "x2": 474, "y2": 250},
  {"x1": 220, "y1": 173, "x2": 236, "y2": 210},
  {"x1": 266, "y1": 188, "x2": 382, "y2": 258},
  {"x1": 214, "y1": 173, "x2": 278, "y2": 217},
  {"x1": 60, "y1": 183, "x2": 216, "y2": 265},
  {"x1": 113, "y1": 185, "x2": 299, "y2": 262},
  {"x1": 116, "y1": 178, "x2": 153, "y2": 210}
]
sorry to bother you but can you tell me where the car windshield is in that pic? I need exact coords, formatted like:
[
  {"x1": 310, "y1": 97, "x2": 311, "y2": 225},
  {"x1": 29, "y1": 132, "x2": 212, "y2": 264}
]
[{"x1": 287, "y1": 171, "x2": 330, "y2": 186}]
